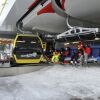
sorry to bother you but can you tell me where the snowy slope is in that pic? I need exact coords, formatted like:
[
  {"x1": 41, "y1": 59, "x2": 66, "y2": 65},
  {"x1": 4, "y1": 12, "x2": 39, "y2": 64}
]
[{"x1": 0, "y1": 65, "x2": 100, "y2": 100}]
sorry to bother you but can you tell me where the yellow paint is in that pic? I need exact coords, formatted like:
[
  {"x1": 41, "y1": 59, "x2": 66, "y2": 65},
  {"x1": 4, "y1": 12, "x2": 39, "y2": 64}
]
[
  {"x1": 0, "y1": 0, "x2": 7, "y2": 15},
  {"x1": 43, "y1": 42, "x2": 46, "y2": 51},
  {"x1": 13, "y1": 34, "x2": 45, "y2": 64}
]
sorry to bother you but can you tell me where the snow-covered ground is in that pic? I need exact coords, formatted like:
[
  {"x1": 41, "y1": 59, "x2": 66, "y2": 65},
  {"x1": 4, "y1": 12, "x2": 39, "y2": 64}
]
[{"x1": 0, "y1": 65, "x2": 100, "y2": 100}]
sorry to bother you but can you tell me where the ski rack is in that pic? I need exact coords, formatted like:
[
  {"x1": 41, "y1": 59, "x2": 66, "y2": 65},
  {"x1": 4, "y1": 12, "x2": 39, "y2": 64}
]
[{"x1": 57, "y1": 27, "x2": 99, "y2": 39}]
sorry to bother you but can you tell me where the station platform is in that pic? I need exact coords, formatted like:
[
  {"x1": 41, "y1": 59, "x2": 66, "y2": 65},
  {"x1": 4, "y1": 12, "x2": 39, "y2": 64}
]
[
  {"x1": 0, "y1": 63, "x2": 49, "y2": 77},
  {"x1": 0, "y1": 62, "x2": 99, "y2": 77}
]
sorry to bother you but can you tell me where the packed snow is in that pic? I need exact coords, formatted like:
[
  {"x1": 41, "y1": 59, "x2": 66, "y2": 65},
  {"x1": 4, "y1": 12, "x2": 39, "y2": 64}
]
[{"x1": 0, "y1": 65, "x2": 100, "y2": 100}]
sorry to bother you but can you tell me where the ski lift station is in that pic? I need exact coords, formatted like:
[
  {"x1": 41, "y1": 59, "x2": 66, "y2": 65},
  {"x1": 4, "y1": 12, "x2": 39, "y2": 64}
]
[{"x1": 0, "y1": 0, "x2": 100, "y2": 100}]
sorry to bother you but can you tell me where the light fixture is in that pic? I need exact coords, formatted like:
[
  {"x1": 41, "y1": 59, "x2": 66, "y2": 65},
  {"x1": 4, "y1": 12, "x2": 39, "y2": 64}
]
[
  {"x1": 73, "y1": 41, "x2": 79, "y2": 44},
  {"x1": 64, "y1": 43, "x2": 70, "y2": 45},
  {"x1": 0, "y1": 0, "x2": 7, "y2": 15},
  {"x1": 31, "y1": 41, "x2": 36, "y2": 44},
  {"x1": 95, "y1": 37, "x2": 100, "y2": 40}
]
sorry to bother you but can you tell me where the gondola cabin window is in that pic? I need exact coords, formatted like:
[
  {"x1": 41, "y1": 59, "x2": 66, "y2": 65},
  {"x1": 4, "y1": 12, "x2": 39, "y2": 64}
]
[{"x1": 14, "y1": 36, "x2": 42, "y2": 59}]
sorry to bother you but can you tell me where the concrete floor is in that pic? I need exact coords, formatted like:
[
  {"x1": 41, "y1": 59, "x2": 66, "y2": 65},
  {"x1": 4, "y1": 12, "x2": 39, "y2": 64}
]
[
  {"x1": 0, "y1": 63, "x2": 47, "y2": 77},
  {"x1": 0, "y1": 62, "x2": 99, "y2": 77},
  {"x1": 0, "y1": 63, "x2": 28, "y2": 67}
]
